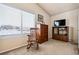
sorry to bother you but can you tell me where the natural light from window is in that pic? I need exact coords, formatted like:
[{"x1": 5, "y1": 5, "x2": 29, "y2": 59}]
[{"x1": 0, "y1": 4, "x2": 35, "y2": 35}]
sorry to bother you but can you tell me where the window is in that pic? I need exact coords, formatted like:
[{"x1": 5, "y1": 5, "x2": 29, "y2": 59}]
[
  {"x1": 0, "y1": 4, "x2": 35, "y2": 35},
  {"x1": 22, "y1": 11, "x2": 35, "y2": 34}
]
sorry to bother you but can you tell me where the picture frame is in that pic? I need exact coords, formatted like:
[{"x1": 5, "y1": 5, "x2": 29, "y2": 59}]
[{"x1": 38, "y1": 14, "x2": 44, "y2": 23}]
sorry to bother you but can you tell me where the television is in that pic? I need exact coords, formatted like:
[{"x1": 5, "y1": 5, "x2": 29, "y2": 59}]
[{"x1": 54, "y1": 19, "x2": 66, "y2": 27}]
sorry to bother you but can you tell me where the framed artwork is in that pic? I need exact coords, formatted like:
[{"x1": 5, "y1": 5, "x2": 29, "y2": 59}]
[{"x1": 38, "y1": 14, "x2": 44, "y2": 23}]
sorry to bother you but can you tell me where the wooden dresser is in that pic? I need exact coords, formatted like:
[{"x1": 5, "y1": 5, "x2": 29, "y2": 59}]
[{"x1": 37, "y1": 24, "x2": 48, "y2": 44}]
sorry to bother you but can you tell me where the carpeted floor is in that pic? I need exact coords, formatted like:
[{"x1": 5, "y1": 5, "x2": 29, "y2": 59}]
[{"x1": 2, "y1": 39, "x2": 78, "y2": 55}]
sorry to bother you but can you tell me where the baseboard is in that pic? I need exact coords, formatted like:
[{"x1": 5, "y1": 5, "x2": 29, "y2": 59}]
[
  {"x1": 0, "y1": 44, "x2": 27, "y2": 54},
  {"x1": 69, "y1": 41, "x2": 78, "y2": 45},
  {"x1": 71, "y1": 42, "x2": 78, "y2": 45},
  {"x1": 48, "y1": 37, "x2": 52, "y2": 39}
]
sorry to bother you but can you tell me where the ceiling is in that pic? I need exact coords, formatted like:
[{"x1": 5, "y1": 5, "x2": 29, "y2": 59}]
[{"x1": 37, "y1": 3, "x2": 79, "y2": 16}]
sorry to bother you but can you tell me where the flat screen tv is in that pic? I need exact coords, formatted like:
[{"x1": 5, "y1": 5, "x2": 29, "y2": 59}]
[{"x1": 54, "y1": 19, "x2": 66, "y2": 27}]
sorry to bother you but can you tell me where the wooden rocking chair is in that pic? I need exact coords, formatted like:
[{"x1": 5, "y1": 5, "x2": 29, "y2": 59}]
[{"x1": 26, "y1": 28, "x2": 39, "y2": 50}]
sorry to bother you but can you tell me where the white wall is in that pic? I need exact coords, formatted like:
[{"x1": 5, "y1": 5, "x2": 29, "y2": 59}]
[
  {"x1": 77, "y1": 8, "x2": 79, "y2": 48},
  {"x1": 51, "y1": 9, "x2": 79, "y2": 44},
  {"x1": 0, "y1": 35, "x2": 28, "y2": 53},
  {"x1": 0, "y1": 3, "x2": 50, "y2": 53}
]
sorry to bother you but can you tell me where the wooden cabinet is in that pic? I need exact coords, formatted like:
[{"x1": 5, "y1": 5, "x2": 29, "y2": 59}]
[
  {"x1": 52, "y1": 26, "x2": 69, "y2": 42},
  {"x1": 37, "y1": 24, "x2": 48, "y2": 44}
]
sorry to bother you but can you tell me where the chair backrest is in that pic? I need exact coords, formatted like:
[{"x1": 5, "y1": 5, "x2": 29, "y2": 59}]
[{"x1": 30, "y1": 28, "x2": 38, "y2": 41}]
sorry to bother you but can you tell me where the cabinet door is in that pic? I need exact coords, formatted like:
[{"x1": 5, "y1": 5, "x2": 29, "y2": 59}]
[
  {"x1": 54, "y1": 28, "x2": 58, "y2": 35},
  {"x1": 62, "y1": 36, "x2": 68, "y2": 42},
  {"x1": 40, "y1": 24, "x2": 48, "y2": 43},
  {"x1": 38, "y1": 24, "x2": 44, "y2": 43},
  {"x1": 59, "y1": 35, "x2": 62, "y2": 41},
  {"x1": 44, "y1": 25, "x2": 48, "y2": 41},
  {"x1": 53, "y1": 35, "x2": 59, "y2": 40}
]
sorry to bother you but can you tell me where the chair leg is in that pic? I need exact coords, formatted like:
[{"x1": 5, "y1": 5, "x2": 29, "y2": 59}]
[
  {"x1": 26, "y1": 44, "x2": 31, "y2": 49},
  {"x1": 36, "y1": 43, "x2": 39, "y2": 50}
]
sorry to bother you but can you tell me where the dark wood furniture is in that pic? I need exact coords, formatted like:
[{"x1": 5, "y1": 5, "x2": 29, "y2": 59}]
[
  {"x1": 37, "y1": 24, "x2": 48, "y2": 44},
  {"x1": 52, "y1": 26, "x2": 69, "y2": 42}
]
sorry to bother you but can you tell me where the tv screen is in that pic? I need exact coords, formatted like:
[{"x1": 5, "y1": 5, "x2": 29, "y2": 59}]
[{"x1": 54, "y1": 19, "x2": 66, "y2": 27}]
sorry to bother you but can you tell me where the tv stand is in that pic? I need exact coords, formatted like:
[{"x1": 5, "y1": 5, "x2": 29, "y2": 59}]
[{"x1": 52, "y1": 26, "x2": 69, "y2": 42}]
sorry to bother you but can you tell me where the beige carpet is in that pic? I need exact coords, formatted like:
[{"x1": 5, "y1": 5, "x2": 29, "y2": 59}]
[{"x1": 2, "y1": 39, "x2": 78, "y2": 55}]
